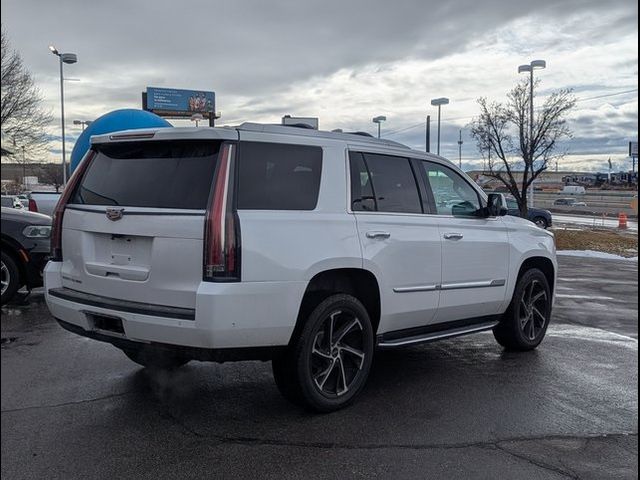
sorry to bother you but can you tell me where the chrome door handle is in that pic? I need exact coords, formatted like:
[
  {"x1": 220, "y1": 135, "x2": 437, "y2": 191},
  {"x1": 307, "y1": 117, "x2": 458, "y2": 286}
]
[
  {"x1": 443, "y1": 233, "x2": 464, "y2": 240},
  {"x1": 366, "y1": 231, "x2": 391, "y2": 239}
]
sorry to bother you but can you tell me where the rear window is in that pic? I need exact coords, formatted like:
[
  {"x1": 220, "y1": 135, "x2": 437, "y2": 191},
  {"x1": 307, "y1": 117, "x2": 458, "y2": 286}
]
[
  {"x1": 72, "y1": 141, "x2": 220, "y2": 209},
  {"x1": 237, "y1": 142, "x2": 322, "y2": 210}
]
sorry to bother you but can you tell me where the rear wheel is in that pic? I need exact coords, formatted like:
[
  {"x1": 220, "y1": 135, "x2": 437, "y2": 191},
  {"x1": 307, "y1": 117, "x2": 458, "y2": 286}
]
[
  {"x1": 121, "y1": 345, "x2": 189, "y2": 370},
  {"x1": 1, "y1": 252, "x2": 21, "y2": 305},
  {"x1": 272, "y1": 294, "x2": 374, "y2": 412},
  {"x1": 533, "y1": 216, "x2": 548, "y2": 229},
  {"x1": 493, "y1": 268, "x2": 552, "y2": 351}
]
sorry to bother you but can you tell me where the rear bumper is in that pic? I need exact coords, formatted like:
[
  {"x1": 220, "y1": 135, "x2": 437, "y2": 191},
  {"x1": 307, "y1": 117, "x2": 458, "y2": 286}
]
[
  {"x1": 55, "y1": 319, "x2": 283, "y2": 362},
  {"x1": 44, "y1": 261, "x2": 306, "y2": 350}
]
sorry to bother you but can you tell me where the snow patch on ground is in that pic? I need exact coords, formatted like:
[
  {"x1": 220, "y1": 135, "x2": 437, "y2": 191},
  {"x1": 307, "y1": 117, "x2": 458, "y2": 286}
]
[{"x1": 558, "y1": 250, "x2": 639, "y2": 261}]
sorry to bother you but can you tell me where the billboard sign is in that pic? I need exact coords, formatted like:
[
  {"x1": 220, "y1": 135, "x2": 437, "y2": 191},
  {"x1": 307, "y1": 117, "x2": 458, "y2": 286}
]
[
  {"x1": 144, "y1": 87, "x2": 215, "y2": 118},
  {"x1": 629, "y1": 141, "x2": 638, "y2": 158}
]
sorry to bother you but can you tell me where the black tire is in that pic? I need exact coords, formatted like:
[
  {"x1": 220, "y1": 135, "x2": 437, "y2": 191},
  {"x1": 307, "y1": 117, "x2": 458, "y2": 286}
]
[
  {"x1": 1, "y1": 251, "x2": 21, "y2": 305},
  {"x1": 272, "y1": 294, "x2": 374, "y2": 412},
  {"x1": 493, "y1": 268, "x2": 552, "y2": 351},
  {"x1": 121, "y1": 345, "x2": 189, "y2": 370},
  {"x1": 533, "y1": 216, "x2": 548, "y2": 229}
]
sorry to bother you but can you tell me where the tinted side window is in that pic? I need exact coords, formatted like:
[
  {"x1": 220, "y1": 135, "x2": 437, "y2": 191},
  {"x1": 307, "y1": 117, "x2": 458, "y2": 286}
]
[
  {"x1": 422, "y1": 161, "x2": 481, "y2": 216},
  {"x1": 349, "y1": 152, "x2": 376, "y2": 211},
  {"x1": 363, "y1": 153, "x2": 422, "y2": 214},
  {"x1": 237, "y1": 142, "x2": 322, "y2": 210}
]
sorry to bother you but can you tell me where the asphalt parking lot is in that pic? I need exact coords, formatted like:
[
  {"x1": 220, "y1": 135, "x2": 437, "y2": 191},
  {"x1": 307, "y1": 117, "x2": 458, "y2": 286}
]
[{"x1": 1, "y1": 256, "x2": 637, "y2": 479}]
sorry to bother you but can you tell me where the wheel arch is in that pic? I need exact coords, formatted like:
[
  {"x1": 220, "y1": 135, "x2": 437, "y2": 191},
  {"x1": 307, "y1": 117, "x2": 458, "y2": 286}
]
[
  {"x1": 1, "y1": 235, "x2": 27, "y2": 287},
  {"x1": 289, "y1": 268, "x2": 381, "y2": 345},
  {"x1": 517, "y1": 256, "x2": 556, "y2": 296}
]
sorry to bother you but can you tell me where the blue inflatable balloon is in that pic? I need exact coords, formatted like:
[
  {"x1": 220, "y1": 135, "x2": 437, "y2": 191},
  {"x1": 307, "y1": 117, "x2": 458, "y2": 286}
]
[{"x1": 69, "y1": 109, "x2": 172, "y2": 173}]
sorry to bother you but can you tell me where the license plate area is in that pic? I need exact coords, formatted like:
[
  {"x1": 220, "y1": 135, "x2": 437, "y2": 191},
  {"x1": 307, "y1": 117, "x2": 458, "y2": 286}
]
[
  {"x1": 89, "y1": 233, "x2": 153, "y2": 267},
  {"x1": 86, "y1": 312, "x2": 125, "y2": 336}
]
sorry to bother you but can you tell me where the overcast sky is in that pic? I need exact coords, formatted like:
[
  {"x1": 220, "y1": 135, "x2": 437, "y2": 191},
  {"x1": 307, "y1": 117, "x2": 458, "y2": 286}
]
[{"x1": 2, "y1": 0, "x2": 638, "y2": 171}]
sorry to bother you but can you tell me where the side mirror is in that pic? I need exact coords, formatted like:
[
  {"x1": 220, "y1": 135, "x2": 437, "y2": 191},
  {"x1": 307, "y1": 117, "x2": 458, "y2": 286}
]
[{"x1": 487, "y1": 193, "x2": 508, "y2": 217}]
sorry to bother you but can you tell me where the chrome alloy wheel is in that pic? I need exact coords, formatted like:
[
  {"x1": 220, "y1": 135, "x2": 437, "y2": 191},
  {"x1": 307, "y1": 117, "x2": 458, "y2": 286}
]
[
  {"x1": 1, "y1": 260, "x2": 9, "y2": 296},
  {"x1": 310, "y1": 310, "x2": 367, "y2": 397},
  {"x1": 519, "y1": 279, "x2": 549, "y2": 341}
]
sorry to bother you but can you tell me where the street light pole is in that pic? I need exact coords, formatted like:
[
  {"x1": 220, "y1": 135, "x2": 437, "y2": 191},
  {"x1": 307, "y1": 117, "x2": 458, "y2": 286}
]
[
  {"x1": 22, "y1": 146, "x2": 26, "y2": 189},
  {"x1": 457, "y1": 130, "x2": 463, "y2": 169},
  {"x1": 372, "y1": 116, "x2": 386, "y2": 138},
  {"x1": 518, "y1": 60, "x2": 546, "y2": 209},
  {"x1": 73, "y1": 120, "x2": 92, "y2": 131},
  {"x1": 58, "y1": 55, "x2": 66, "y2": 185},
  {"x1": 50, "y1": 46, "x2": 77, "y2": 187},
  {"x1": 425, "y1": 115, "x2": 431, "y2": 153},
  {"x1": 430, "y1": 97, "x2": 449, "y2": 155}
]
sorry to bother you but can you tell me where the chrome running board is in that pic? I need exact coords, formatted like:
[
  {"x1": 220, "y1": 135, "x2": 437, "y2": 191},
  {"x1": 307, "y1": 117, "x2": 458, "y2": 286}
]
[{"x1": 377, "y1": 320, "x2": 498, "y2": 348}]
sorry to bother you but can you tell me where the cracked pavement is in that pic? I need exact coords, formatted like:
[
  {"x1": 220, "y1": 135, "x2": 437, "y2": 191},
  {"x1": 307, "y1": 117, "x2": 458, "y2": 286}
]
[{"x1": 1, "y1": 256, "x2": 637, "y2": 479}]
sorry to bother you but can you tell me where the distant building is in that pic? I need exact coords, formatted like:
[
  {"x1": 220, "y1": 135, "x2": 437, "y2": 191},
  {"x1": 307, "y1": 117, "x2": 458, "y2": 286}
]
[{"x1": 467, "y1": 169, "x2": 637, "y2": 190}]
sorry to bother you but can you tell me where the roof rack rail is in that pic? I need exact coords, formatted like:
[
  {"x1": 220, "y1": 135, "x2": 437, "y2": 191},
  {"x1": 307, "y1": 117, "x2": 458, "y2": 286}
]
[
  {"x1": 236, "y1": 123, "x2": 410, "y2": 149},
  {"x1": 344, "y1": 131, "x2": 374, "y2": 137},
  {"x1": 282, "y1": 123, "x2": 315, "y2": 129}
]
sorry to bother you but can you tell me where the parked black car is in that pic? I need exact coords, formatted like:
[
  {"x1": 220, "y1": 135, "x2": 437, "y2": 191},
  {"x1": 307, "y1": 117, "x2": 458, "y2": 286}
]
[
  {"x1": 1, "y1": 207, "x2": 51, "y2": 304},
  {"x1": 505, "y1": 197, "x2": 553, "y2": 229}
]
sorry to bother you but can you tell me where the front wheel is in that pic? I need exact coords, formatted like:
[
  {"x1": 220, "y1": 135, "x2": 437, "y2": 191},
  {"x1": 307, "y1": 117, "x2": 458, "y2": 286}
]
[
  {"x1": 272, "y1": 294, "x2": 374, "y2": 412},
  {"x1": 493, "y1": 268, "x2": 552, "y2": 351},
  {"x1": 1, "y1": 252, "x2": 21, "y2": 305}
]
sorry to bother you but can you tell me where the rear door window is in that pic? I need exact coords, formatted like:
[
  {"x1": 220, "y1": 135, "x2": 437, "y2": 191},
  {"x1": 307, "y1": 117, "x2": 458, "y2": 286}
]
[
  {"x1": 349, "y1": 152, "x2": 376, "y2": 212},
  {"x1": 72, "y1": 141, "x2": 220, "y2": 209},
  {"x1": 236, "y1": 142, "x2": 322, "y2": 210},
  {"x1": 359, "y1": 153, "x2": 422, "y2": 214}
]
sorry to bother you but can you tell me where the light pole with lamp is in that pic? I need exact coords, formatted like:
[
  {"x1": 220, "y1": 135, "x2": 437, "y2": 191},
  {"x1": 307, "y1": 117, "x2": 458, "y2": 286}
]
[
  {"x1": 73, "y1": 120, "x2": 92, "y2": 131},
  {"x1": 457, "y1": 129, "x2": 463, "y2": 169},
  {"x1": 372, "y1": 116, "x2": 386, "y2": 138},
  {"x1": 49, "y1": 45, "x2": 77, "y2": 186},
  {"x1": 518, "y1": 59, "x2": 546, "y2": 208},
  {"x1": 430, "y1": 97, "x2": 449, "y2": 155},
  {"x1": 190, "y1": 113, "x2": 204, "y2": 127}
]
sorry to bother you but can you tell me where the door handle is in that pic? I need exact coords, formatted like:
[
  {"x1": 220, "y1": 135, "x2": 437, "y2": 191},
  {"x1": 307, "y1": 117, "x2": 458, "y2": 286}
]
[
  {"x1": 366, "y1": 231, "x2": 391, "y2": 239},
  {"x1": 443, "y1": 232, "x2": 464, "y2": 240}
]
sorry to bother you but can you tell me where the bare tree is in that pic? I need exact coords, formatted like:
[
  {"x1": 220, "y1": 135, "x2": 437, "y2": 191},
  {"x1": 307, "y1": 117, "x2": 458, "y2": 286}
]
[
  {"x1": 35, "y1": 164, "x2": 64, "y2": 193},
  {"x1": 470, "y1": 79, "x2": 576, "y2": 217},
  {"x1": 1, "y1": 26, "x2": 52, "y2": 161}
]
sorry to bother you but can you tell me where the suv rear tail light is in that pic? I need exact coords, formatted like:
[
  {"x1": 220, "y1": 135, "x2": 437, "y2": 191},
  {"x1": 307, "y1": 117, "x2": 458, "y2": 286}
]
[
  {"x1": 28, "y1": 198, "x2": 38, "y2": 212},
  {"x1": 50, "y1": 151, "x2": 95, "y2": 261},
  {"x1": 203, "y1": 143, "x2": 240, "y2": 282}
]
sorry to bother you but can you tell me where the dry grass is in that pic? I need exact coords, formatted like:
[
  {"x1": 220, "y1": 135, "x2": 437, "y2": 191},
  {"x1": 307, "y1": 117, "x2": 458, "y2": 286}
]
[{"x1": 552, "y1": 227, "x2": 638, "y2": 257}]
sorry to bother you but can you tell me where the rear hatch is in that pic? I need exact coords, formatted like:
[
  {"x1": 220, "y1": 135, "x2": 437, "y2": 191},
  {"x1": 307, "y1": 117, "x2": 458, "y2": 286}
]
[{"x1": 60, "y1": 138, "x2": 223, "y2": 309}]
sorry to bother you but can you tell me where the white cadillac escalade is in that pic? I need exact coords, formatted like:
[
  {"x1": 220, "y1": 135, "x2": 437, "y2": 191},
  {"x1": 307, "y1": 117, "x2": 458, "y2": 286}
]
[{"x1": 45, "y1": 123, "x2": 557, "y2": 412}]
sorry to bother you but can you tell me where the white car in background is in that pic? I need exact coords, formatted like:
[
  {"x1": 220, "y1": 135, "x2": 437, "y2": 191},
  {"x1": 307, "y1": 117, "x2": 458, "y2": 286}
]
[
  {"x1": 44, "y1": 123, "x2": 557, "y2": 412},
  {"x1": 27, "y1": 191, "x2": 61, "y2": 216}
]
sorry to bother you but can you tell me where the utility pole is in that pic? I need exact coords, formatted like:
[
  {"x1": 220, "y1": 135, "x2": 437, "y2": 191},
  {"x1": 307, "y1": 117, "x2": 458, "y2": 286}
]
[
  {"x1": 22, "y1": 146, "x2": 26, "y2": 190},
  {"x1": 457, "y1": 130, "x2": 463, "y2": 169},
  {"x1": 425, "y1": 115, "x2": 431, "y2": 153}
]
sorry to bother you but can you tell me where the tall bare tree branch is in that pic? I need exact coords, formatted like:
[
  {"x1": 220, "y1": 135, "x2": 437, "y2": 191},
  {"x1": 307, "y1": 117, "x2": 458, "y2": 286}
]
[
  {"x1": 470, "y1": 79, "x2": 576, "y2": 217},
  {"x1": 1, "y1": 26, "x2": 53, "y2": 163}
]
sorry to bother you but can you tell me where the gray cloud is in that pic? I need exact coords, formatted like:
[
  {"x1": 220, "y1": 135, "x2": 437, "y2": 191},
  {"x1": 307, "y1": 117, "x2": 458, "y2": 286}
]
[{"x1": 1, "y1": 0, "x2": 637, "y2": 167}]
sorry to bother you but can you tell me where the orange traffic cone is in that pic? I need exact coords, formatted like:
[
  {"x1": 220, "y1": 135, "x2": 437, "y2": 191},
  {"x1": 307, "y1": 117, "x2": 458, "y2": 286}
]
[{"x1": 618, "y1": 212, "x2": 628, "y2": 229}]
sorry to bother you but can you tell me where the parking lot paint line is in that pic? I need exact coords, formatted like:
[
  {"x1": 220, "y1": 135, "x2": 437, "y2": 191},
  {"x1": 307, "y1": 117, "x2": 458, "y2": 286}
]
[
  {"x1": 558, "y1": 277, "x2": 638, "y2": 285},
  {"x1": 555, "y1": 294, "x2": 615, "y2": 300},
  {"x1": 546, "y1": 324, "x2": 638, "y2": 347}
]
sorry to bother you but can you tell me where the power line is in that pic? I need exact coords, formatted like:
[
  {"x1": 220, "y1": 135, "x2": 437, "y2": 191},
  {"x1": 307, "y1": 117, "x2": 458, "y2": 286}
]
[{"x1": 382, "y1": 87, "x2": 638, "y2": 139}]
